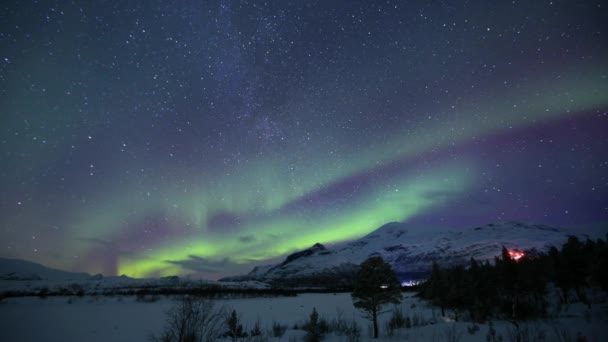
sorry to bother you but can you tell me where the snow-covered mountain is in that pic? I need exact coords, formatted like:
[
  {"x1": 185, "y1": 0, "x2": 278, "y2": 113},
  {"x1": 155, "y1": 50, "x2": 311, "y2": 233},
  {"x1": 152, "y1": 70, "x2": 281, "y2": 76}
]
[
  {"x1": 221, "y1": 221, "x2": 597, "y2": 286},
  {"x1": 0, "y1": 258, "x2": 91, "y2": 281}
]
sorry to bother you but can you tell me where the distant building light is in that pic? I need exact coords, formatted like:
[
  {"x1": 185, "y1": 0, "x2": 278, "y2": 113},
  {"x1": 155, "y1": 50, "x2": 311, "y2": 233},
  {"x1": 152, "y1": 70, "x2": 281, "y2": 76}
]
[{"x1": 401, "y1": 280, "x2": 423, "y2": 287}]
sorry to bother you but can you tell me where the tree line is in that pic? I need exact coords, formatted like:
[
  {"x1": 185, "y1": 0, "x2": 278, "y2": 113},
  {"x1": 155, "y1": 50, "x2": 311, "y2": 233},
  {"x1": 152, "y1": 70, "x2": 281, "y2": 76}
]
[{"x1": 419, "y1": 234, "x2": 608, "y2": 322}]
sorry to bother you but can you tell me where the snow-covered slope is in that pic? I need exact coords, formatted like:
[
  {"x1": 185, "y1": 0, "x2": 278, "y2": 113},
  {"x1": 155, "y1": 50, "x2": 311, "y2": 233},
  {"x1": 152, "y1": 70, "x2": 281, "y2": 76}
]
[
  {"x1": 0, "y1": 258, "x2": 90, "y2": 281},
  {"x1": 221, "y1": 221, "x2": 597, "y2": 286},
  {"x1": 222, "y1": 243, "x2": 359, "y2": 286}
]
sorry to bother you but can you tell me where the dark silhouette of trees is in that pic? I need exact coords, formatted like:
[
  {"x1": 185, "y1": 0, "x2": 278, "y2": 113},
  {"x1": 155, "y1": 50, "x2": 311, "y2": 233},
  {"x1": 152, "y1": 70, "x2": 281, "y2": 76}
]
[
  {"x1": 590, "y1": 236, "x2": 608, "y2": 290},
  {"x1": 420, "y1": 233, "x2": 608, "y2": 323},
  {"x1": 351, "y1": 256, "x2": 402, "y2": 338},
  {"x1": 425, "y1": 262, "x2": 447, "y2": 316}
]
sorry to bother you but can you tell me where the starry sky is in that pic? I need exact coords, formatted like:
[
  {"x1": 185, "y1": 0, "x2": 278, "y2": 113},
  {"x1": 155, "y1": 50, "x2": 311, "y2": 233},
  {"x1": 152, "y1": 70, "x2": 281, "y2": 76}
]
[{"x1": 1, "y1": 0, "x2": 607, "y2": 279}]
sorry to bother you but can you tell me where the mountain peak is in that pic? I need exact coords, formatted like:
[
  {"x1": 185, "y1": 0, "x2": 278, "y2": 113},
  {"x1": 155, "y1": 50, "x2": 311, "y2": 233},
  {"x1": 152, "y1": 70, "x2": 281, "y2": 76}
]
[
  {"x1": 311, "y1": 242, "x2": 326, "y2": 249},
  {"x1": 282, "y1": 243, "x2": 328, "y2": 265},
  {"x1": 364, "y1": 222, "x2": 408, "y2": 239}
]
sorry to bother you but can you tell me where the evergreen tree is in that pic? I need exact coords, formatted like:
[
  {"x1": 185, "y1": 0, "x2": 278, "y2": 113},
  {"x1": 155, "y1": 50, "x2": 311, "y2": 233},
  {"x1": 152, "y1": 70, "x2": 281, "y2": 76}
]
[
  {"x1": 591, "y1": 237, "x2": 608, "y2": 290},
  {"x1": 562, "y1": 236, "x2": 587, "y2": 302},
  {"x1": 425, "y1": 262, "x2": 447, "y2": 316},
  {"x1": 548, "y1": 245, "x2": 570, "y2": 303},
  {"x1": 351, "y1": 256, "x2": 401, "y2": 338},
  {"x1": 225, "y1": 309, "x2": 246, "y2": 341},
  {"x1": 467, "y1": 258, "x2": 497, "y2": 322},
  {"x1": 304, "y1": 307, "x2": 323, "y2": 342}
]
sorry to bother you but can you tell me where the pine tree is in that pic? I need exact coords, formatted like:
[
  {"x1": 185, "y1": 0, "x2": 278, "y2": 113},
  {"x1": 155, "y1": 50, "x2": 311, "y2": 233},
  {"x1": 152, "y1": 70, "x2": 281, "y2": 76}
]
[
  {"x1": 351, "y1": 256, "x2": 402, "y2": 338},
  {"x1": 304, "y1": 307, "x2": 323, "y2": 342},
  {"x1": 426, "y1": 262, "x2": 447, "y2": 316},
  {"x1": 562, "y1": 236, "x2": 587, "y2": 302},
  {"x1": 225, "y1": 309, "x2": 246, "y2": 341},
  {"x1": 591, "y1": 237, "x2": 608, "y2": 290},
  {"x1": 499, "y1": 246, "x2": 519, "y2": 320}
]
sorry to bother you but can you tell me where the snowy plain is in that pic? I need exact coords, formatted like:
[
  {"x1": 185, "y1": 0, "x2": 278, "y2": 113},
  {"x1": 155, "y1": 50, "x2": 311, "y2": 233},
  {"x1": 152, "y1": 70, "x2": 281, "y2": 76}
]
[{"x1": 1, "y1": 292, "x2": 607, "y2": 342}]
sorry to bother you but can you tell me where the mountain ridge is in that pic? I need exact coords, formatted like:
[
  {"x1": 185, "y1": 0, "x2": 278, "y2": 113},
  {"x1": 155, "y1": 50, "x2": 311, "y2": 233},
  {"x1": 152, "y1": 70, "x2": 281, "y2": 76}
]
[
  {"x1": 220, "y1": 220, "x2": 598, "y2": 286},
  {"x1": 0, "y1": 257, "x2": 91, "y2": 281}
]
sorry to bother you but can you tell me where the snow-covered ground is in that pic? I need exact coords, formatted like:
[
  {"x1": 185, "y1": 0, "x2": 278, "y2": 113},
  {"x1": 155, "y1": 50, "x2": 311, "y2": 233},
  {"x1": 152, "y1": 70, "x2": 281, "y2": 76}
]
[{"x1": 1, "y1": 292, "x2": 606, "y2": 341}]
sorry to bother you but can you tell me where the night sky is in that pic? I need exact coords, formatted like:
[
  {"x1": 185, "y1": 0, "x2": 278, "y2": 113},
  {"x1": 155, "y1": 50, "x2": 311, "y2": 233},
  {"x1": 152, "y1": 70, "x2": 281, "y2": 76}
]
[{"x1": 1, "y1": 1, "x2": 607, "y2": 279}]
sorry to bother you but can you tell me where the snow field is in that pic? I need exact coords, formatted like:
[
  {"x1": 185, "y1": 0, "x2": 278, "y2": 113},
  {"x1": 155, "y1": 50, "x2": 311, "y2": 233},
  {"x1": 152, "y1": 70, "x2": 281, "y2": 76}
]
[{"x1": 1, "y1": 292, "x2": 606, "y2": 341}]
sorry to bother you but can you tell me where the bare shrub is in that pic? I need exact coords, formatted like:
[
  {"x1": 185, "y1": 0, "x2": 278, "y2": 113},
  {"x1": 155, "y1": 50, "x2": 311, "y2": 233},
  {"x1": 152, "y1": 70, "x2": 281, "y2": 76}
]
[
  {"x1": 467, "y1": 324, "x2": 480, "y2": 335},
  {"x1": 330, "y1": 308, "x2": 349, "y2": 335},
  {"x1": 412, "y1": 312, "x2": 422, "y2": 327},
  {"x1": 389, "y1": 305, "x2": 406, "y2": 329},
  {"x1": 152, "y1": 296, "x2": 226, "y2": 342},
  {"x1": 249, "y1": 318, "x2": 262, "y2": 337},
  {"x1": 550, "y1": 321, "x2": 572, "y2": 342},
  {"x1": 346, "y1": 319, "x2": 361, "y2": 342},
  {"x1": 385, "y1": 306, "x2": 406, "y2": 336}
]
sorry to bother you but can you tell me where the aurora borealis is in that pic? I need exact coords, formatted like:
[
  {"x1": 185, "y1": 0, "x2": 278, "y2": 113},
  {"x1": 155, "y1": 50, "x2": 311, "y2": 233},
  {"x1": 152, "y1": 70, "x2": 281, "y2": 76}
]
[{"x1": 1, "y1": 1, "x2": 607, "y2": 279}]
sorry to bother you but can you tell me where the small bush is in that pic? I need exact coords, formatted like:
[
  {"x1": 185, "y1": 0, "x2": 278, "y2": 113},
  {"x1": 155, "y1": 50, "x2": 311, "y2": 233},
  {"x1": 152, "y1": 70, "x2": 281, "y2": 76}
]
[
  {"x1": 486, "y1": 321, "x2": 503, "y2": 342},
  {"x1": 389, "y1": 306, "x2": 407, "y2": 330},
  {"x1": 38, "y1": 287, "x2": 49, "y2": 299},
  {"x1": 330, "y1": 309, "x2": 349, "y2": 335},
  {"x1": 384, "y1": 321, "x2": 394, "y2": 337},
  {"x1": 443, "y1": 324, "x2": 463, "y2": 342},
  {"x1": 328, "y1": 309, "x2": 359, "y2": 341},
  {"x1": 412, "y1": 313, "x2": 421, "y2": 327},
  {"x1": 271, "y1": 321, "x2": 287, "y2": 337},
  {"x1": 69, "y1": 283, "x2": 85, "y2": 297},
  {"x1": 467, "y1": 324, "x2": 480, "y2": 335},
  {"x1": 136, "y1": 293, "x2": 160, "y2": 303},
  {"x1": 347, "y1": 319, "x2": 361, "y2": 342},
  {"x1": 250, "y1": 319, "x2": 262, "y2": 337},
  {"x1": 385, "y1": 306, "x2": 407, "y2": 336}
]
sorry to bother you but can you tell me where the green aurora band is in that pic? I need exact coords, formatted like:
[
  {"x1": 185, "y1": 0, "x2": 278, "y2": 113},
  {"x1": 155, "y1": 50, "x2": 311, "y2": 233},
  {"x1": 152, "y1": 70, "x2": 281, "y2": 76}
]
[{"x1": 64, "y1": 67, "x2": 608, "y2": 278}]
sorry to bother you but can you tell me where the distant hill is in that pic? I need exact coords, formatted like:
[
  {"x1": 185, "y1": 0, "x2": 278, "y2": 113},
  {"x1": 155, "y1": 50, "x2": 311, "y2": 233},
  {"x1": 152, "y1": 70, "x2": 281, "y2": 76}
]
[
  {"x1": 220, "y1": 221, "x2": 598, "y2": 287},
  {"x1": 0, "y1": 258, "x2": 90, "y2": 281}
]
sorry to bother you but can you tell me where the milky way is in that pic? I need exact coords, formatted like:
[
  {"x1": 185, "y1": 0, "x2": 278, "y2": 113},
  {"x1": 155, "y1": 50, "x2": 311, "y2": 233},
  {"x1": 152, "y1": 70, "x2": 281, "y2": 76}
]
[{"x1": 1, "y1": 1, "x2": 607, "y2": 278}]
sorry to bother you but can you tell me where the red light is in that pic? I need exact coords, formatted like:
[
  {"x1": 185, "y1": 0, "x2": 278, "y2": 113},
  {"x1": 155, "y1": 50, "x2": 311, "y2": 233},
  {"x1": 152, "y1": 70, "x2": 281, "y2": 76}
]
[{"x1": 508, "y1": 250, "x2": 524, "y2": 261}]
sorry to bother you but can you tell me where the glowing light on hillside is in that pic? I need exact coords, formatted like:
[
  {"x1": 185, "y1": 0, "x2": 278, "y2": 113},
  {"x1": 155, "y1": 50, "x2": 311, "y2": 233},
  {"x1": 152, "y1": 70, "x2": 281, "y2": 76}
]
[{"x1": 508, "y1": 250, "x2": 525, "y2": 261}]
